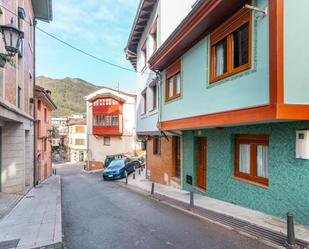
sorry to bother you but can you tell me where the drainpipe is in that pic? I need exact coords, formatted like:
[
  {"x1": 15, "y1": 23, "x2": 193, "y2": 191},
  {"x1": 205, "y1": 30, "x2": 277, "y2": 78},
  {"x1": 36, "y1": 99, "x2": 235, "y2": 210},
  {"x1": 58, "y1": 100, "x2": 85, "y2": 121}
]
[{"x1": 33, "y1": 19, "x2": 37, "y2": 187}]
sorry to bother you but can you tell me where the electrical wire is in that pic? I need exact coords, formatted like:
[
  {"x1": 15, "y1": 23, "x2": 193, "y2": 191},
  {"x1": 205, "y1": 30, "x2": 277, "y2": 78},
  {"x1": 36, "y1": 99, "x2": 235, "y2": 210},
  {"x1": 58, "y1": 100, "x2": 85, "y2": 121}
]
[{"x1": 0, "y1": 3, "x2": 150, "y2": 75}]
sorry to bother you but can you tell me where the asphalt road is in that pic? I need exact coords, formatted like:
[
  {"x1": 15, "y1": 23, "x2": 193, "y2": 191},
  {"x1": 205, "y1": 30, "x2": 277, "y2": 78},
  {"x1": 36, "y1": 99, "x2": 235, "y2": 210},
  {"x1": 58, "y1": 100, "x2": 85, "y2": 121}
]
[{"x1": 59, "y1": 164, "x2": 274, "y2": 249}]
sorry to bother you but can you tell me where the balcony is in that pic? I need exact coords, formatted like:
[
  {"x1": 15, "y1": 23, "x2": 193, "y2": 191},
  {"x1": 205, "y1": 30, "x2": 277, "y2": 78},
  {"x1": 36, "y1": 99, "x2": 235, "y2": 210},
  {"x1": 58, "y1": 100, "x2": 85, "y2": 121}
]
[{"x1": 93, "y1": 125, "x2": 122, "y2": 136}]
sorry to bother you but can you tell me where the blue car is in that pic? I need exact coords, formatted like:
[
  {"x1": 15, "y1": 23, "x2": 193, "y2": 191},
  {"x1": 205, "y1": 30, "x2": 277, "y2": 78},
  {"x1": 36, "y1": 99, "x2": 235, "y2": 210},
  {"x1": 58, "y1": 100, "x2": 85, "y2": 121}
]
[{"x1": 102, "y1": 159, "x2": 137, "y2": 180}]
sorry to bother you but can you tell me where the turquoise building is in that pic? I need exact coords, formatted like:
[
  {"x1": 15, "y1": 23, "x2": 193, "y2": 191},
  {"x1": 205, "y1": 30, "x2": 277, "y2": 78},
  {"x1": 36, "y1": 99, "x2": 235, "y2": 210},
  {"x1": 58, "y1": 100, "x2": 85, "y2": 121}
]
[{"x1": 148, "y1": 0, "x2": 309, "y2": 226}]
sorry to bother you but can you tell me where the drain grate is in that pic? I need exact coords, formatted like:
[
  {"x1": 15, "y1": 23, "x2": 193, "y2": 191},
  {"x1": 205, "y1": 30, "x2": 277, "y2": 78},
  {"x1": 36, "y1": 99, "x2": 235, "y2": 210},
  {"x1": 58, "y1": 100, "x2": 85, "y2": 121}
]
[
  {"x1": 0, "y1": 239, "x2": 20, "y2": 249},
  {"x1": 153, "y1": 193, "x2": 309, "y2": 249}
]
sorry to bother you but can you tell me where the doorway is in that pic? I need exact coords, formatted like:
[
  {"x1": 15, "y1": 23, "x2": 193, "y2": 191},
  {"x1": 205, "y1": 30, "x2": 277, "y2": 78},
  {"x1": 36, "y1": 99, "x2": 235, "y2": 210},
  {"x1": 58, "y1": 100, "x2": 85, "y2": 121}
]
[
  {"x1": 196, "y1": 137, "x2": 207, "y2": 190},
  {"x1": 173, "y1": 136, "x2": 181, "y2": 179}
]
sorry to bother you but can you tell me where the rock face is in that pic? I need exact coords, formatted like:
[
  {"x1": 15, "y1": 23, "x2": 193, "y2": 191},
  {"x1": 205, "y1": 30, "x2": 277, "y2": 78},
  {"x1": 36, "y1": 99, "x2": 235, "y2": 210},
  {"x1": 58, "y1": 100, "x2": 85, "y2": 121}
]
[{"x1": 36, "y1": 76, "x2": 100, "y2": 117}]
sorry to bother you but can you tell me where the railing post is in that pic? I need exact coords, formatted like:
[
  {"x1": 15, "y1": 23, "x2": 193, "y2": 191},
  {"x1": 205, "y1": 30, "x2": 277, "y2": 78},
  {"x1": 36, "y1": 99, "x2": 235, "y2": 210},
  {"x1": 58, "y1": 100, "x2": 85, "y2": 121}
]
[
  {"x1": 190, "y1": 192, "x2": 194, "y2": 209},
  {"x1": 138, "y1": 169, "x2": 141, "y2": 175},
  {"x1": 125, "y1": 174, "x2": 128, "y2": 184},
  {"x1": 151, "y1": 182, "x2": 154, "y2": 195},
  {"x1": 133, "y1": 172, "x2": 136, "y2": 180},
  {"x1": 286, "y1": 212, "x2": 296, "y2": 248}
]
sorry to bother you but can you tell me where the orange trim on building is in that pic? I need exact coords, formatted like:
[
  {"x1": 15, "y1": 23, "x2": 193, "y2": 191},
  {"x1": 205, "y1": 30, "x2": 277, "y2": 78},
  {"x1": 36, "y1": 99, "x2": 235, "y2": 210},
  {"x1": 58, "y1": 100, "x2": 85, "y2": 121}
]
[{"x1": 157, "y1": 0, "x2": 309, "y2": 131}]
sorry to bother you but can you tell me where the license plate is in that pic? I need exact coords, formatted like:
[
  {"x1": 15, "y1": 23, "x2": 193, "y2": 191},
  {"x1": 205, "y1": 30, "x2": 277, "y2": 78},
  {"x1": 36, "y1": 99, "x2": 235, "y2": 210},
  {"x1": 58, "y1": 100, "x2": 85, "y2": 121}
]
[{"x1": 108, "y1": 175, "x2": 113, "y2": 177}]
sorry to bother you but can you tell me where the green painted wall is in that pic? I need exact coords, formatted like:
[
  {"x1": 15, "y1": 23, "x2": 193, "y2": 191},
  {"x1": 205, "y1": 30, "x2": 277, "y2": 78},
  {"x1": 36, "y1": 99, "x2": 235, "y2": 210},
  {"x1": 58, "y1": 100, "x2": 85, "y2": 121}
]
[
  {"x1": 182, "y1": 121, "x2": 309, "y2": 226},
  {"x1": 161, "y1": 0, "x2": 270, "y2": 122},
  {"x1": 284, "y1": 0, "x2": 309, "y2": 104}
]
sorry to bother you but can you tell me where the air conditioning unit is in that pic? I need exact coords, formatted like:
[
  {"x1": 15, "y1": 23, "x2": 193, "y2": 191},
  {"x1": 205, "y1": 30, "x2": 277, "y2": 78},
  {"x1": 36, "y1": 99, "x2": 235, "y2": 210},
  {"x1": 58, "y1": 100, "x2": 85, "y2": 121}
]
[{"x1": 296, "y1": 130, "x2": 309, "y2": 159}]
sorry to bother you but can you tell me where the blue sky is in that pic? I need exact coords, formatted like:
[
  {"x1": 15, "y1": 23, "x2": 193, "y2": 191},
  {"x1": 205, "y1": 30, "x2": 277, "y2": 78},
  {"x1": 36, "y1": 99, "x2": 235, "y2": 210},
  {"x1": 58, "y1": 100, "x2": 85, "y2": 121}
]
[{"x1": 36, "y1": 0, "x2": 139, "y2": 92}]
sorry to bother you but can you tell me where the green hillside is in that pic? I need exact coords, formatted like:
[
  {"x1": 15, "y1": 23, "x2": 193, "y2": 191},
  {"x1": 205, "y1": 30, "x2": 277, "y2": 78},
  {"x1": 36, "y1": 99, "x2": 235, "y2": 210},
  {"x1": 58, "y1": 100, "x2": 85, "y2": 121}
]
[{"x1": 36, "y1": 76, "x2": 100, "y2": 117}]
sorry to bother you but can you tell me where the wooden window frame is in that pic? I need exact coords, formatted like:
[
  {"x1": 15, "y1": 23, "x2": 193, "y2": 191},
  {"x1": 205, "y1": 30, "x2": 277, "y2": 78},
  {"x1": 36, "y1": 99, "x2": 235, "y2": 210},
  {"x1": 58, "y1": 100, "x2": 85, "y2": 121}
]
[
  {"x1": 165, "y1": 59, "x2": 181, "y2": 101},
  {"x1": 234, "y1": 134, "x2": 269, "y2": 186},
  {"x1": 210, "y1": 8, "x2": 252, "y2": 83},
  {"x1": 153, "y1": 136, "x2": 161, "y2": 155}
]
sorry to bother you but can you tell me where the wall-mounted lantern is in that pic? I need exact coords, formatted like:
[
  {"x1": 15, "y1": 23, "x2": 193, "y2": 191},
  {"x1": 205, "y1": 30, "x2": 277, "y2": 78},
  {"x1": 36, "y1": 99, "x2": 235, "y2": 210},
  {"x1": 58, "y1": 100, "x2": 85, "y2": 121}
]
[{"x1": 0, "y1": 19, "x2": 24, "y2": 67}]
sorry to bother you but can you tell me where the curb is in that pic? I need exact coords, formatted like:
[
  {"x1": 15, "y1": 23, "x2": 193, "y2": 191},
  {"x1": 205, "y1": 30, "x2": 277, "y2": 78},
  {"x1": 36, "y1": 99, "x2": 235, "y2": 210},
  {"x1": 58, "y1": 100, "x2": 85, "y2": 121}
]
[{"x1": 117, "y1": 181, "x2": 308, "y2": 249}]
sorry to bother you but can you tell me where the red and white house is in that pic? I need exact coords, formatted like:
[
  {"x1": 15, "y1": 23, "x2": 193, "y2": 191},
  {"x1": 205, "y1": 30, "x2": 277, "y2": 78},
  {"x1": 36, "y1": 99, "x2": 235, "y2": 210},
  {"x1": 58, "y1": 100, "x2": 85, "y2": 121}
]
[{"x1": 86, "y1": 87, "x2": 140, "y2": 170}]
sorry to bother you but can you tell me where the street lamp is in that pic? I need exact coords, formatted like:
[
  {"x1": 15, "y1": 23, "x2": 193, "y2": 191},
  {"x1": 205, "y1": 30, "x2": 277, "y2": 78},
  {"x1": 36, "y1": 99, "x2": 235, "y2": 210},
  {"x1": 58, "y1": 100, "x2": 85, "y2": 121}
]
[{"x1": 0, "y1": 23, "x2": 24, "y2": 57}]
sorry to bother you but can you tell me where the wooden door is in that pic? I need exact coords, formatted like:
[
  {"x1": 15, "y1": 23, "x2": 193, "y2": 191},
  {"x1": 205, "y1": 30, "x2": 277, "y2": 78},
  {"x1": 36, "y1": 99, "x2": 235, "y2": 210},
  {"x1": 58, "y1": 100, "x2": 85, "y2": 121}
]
[
  {"x1": 196, "y1": 137, "x2": 207, "y2": 190},
  {"x1": 173, "y1": 136, "x2": 181, "y2": 178}
]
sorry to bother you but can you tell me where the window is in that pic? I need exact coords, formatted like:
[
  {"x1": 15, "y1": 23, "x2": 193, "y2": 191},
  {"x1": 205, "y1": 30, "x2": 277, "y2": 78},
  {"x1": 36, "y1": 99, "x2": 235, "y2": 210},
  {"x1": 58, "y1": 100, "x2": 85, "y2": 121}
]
[
  {"x1": 234, "y1": 134, "x2": 269, "y2": 186},
  {"x1": 141, "y1": 90, "x2": 147, "y2": 114},
  {"x1": 165, "y1": 60, "x2": 181, "y2": 101},
  {"x1": 75, "y1": 126, "x2": 85, "y2": 133},
  {"x1": 104, "y1": 136, "x2": 111, "y2": 146},
  {"x1": 44, "y1": 108, "x2": 47, "y2": 123},
  {"x1": 150, "y1": 18, "x2": 157, "y2": 53},
  {"x1": 38, "y1": 100, "x2": 41, "y2": 111},
  {"x1": 17, "y1": 86, "x2": 22, "y2": 109},
  {"x1": 153, "y1": 136, "x2": 161, "y2": 155},
  {"x1": 210, "y1": 8, "x2": 251, "y2": 83},
  {"x1": 94, "y1": 115, "x2": 119, "y2": 127},
  {"x1": 75, "y1": 139, "x2": 85, "y2": 146},
  {"x1": 141, "y1": 40, "x2": 147, "y2": 69},
  {"x1": 150, "y1": 82, "x2": 157, "y2": 110}
]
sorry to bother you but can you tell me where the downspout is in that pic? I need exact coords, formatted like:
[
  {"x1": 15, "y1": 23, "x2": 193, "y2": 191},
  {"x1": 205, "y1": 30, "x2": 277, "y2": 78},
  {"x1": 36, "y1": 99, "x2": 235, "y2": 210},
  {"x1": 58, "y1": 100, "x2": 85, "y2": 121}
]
[{"x1": 33, "y1": 19, "x2": 37, "y2": 187}]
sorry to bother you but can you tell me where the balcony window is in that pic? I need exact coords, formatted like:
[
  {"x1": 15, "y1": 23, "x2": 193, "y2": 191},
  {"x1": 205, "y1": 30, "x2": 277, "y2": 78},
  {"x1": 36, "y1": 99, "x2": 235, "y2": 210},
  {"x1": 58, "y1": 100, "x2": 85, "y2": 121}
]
[
  {"x1": 210, "y1": 8, "x2": 252, "y2": 83},
  {"x1": 94, "y1": 115, "x2": 119, "y2": 127}
]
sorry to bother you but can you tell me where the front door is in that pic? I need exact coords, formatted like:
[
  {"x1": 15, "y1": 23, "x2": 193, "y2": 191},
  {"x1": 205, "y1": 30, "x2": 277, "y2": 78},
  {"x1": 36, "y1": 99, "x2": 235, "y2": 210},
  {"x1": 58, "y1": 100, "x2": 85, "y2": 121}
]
[
  {"x1": 173, "y1": 136, "x2": 181, "y2": 178},
  {"x1": 196, "y1": 137, "x2": 207, "y2": 190}
]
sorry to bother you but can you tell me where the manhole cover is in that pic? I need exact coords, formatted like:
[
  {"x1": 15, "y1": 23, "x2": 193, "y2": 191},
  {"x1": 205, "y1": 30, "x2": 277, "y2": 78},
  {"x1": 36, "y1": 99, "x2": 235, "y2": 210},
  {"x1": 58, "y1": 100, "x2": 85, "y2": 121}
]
[{"x1": 0, "y1": 239, "x2": 20, "y2": 249}]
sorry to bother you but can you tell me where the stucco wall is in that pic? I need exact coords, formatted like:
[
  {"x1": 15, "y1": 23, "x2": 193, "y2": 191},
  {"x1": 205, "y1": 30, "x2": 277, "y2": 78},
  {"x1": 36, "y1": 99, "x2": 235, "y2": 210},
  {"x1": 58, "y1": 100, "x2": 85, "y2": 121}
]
[
  {"x1": 160, "y1": 0, "x2": 270, "y2": 122},
  {"x1": 284, "y1": 0, "x2": 309, "y2": 104},
  {"x1": 182, "y1": 121, "x2": 309, "y2": 226}
]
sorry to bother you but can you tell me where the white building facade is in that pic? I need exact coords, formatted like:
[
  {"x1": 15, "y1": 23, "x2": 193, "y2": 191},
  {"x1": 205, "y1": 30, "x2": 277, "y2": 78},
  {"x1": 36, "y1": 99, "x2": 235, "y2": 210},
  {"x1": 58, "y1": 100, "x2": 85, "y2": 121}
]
[
  {"x1": 125, "y1": 0, "x2": 198, "y2": 186},
  {"x1": 67, "y1": 120, "x2": 87, "y2": 163},
  {"x1": 86, "y1": 87, "x2": 139, "y2": 170}
]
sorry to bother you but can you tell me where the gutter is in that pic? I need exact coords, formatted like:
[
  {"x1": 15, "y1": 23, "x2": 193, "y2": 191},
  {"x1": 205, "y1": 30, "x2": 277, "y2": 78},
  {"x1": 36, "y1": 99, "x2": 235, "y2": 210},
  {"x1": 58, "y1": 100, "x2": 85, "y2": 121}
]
[{"x1": 33, "y1": 19, "x2": 37, "y2": 187}]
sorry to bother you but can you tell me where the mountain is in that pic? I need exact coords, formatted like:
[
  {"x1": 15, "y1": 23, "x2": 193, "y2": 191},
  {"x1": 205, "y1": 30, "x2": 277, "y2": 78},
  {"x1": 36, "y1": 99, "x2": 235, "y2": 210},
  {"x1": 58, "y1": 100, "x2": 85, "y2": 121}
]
[{"x1": 36, "y1": 76, "x2": 100, "y2": 117}]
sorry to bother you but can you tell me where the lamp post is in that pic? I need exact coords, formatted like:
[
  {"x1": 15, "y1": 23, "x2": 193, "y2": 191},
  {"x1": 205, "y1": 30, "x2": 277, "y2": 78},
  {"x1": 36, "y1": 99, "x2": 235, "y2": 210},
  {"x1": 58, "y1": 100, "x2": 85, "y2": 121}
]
[{"x1": 0, "y1": 20, "x2": 24, "y2": 66}]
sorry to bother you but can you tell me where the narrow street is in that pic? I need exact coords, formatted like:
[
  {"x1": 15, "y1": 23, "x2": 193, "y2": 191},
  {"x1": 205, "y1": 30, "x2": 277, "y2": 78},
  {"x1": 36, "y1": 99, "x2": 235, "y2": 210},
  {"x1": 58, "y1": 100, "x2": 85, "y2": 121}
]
[{"x1": 59, "y1": 164, "x2": 274, "y2": 249}]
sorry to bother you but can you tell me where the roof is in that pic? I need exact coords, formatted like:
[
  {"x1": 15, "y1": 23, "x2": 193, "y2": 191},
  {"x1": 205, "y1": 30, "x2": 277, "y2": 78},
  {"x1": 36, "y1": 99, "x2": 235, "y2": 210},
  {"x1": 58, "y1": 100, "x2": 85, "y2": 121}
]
[
  {"x1": 88, "y1": 93, "x2": 126, "y2": 103},
  {"x1": 148, "y1": 0, "x2": 246, "y2": 70},
  {"x1": 86, "y1": 86, "x2": 136, "y2": 101},
  {"x1": 67, "y1": 119, "x2": 86, "y2": 126},
  {"x1": 125, "y1": 0, "x2": 158, "y2": 70},
  {"x1": 35, "y1": 85, "x2": 57, "y2": 110},
  {"x1": 31, "y1": 0, "x2": 53, "y2": 22}
]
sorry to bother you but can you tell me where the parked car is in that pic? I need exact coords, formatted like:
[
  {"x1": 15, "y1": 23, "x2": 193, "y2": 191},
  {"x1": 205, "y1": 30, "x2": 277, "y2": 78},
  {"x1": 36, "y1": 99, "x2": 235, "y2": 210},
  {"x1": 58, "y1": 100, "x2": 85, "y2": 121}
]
[
  {"x1": 131, "y1": 156, "x2": 145, "y2": 169},
  {"x1": 103, "y1": 159, "x2": 137, "y2": 180},
  {"x1": 104, "y1": 154, "x2": 128, "y2": 168}
]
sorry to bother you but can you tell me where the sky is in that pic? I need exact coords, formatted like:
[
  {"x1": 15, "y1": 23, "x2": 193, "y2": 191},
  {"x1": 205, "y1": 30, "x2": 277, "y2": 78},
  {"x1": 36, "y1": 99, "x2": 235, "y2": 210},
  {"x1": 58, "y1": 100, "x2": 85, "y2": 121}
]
[{"x1": 36, "y1": 0, "x2": 139, "y2": 93}]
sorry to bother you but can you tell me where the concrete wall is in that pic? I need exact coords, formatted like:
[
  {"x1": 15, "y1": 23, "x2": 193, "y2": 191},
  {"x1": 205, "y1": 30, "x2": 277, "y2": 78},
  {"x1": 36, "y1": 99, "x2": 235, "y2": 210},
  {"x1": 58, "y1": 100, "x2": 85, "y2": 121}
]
[
  {"x1": 1, "y1": 120, "x2": 34, "y2": 194},
  {"x1": 88, "y1": 135, "x2": 137, "y2": 164},
  {"x1": 284, "y1": 0, "x2": 309, "y2": 104},
  {"x1": 182, "y1": 121, "x2": 309, "y2": 226},
  {"x1": 160, "y1": 0, "x2": 270, "y2": 122}
]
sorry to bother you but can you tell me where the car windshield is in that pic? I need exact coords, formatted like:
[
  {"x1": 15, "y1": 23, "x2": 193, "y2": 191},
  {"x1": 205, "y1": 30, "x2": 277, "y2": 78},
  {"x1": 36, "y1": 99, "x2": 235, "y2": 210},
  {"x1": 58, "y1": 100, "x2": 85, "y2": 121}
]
[{"x1": 108, "y1": 160, "x2": 125, "y2": 168}]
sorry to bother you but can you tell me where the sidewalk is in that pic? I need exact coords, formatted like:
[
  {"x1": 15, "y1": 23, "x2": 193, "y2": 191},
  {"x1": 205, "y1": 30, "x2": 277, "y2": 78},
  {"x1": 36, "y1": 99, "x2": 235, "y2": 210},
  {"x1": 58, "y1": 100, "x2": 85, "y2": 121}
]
[
  {"x1": 120, "y1": 169, "x2": 309, "y2": 247},
  {"x1": 0, "y1": 176, "x2": 62, "y2": 249},
  {"x1": 0, "y1": 193, "x2": 23, "y2": 221}
]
